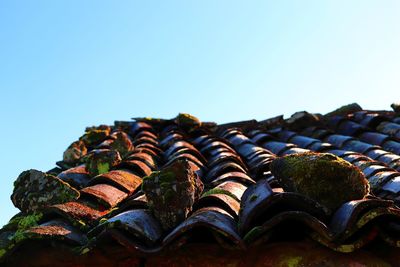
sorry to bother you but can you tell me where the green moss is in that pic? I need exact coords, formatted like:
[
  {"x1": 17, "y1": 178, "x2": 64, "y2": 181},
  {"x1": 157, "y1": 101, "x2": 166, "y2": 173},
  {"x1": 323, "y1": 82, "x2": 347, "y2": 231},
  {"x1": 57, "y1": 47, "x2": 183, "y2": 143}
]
[
  {"x1": 15, "y1": 213, "x2": 42, "y2": 230},
  {"x1": 335, "y1": 244, "x2": 356, "y2": 253},
  {"x1": 85, "y1": 150, "x2": 121, "y2": 177},
  {"x1": 249, "y1": 194, "x2": 258, "y2": 202},
  {"x1": 159, "y1": 171, "x2": 176, "y2": 183},
  {"x1": 141, "y1": 159, "x2": 204, "y2": 231},
  {"x1": 141, "y1": 173, "x2": 152, "y2": 183},
  {"x1": 0, "y1": 249, "x2": 6, "y2": 258},
  {"x1": 0, "y1": 212, "x2": 43, "y2": 256},
  {"x1": 80, "y1": 129, "x2": 109, "y2": 146},
  {"x1": 142, "y1": 171, "x2": 176, "y2": 190},
  {"x1": 10, "y1": 213, "x2": 42, "y2": 244},
  {"x1": 175, "y1": 113, "x2": 201, "y2": 130},
  {"x1": 164, "y1": 189, "x2": 175, "y2": 201},
  {"x1": 271, "y1": 152, "x2": 370, "y2": 211},
  {"x1": 281, "y1": 256, "x2": 302, "y2": 267},
  {"x1": 99, "y1": 218, "x2": 108, "y2": 224},
  {"x1": 110, "y1": 132, "x2": 133, "y2": 157},
  {"x1": 6, "y1": 216, "x2": 23, "y2": 230},
  {"x1": 12, "y1": 170, "x2": 79, "y2": 213},
  {"x1": 81, "y1": 247, "x2": 90, "y2": 255},
  {"x1": 176, "y1": 113, "x2": 200, "y2": 124},
  {"x1": 160, "y1": 182, "x2": 170, "y2": 187},
  {"x1": 243, "y1": 226, "x2": 263, "y2": 242},
  {"x1": 97, "y1": 162, "x2": 110, "y2": 174},
  {"x1": 143, "y1": 170, "x2": 179, "y2": 202},
  {"x1": 356, "y1": 211, "x2": 379, "y2": 228},
  {"x1": 77, "y1": 219, "x2": 87, "y2": 227},
  {"x1": 4, "y1": 212, "x2": 43, "y2": 232},
  {"x1": 58, "y1": 185, "x2": 80, "y2": 203},
  {"x1": 202, "y1": 188, "x2": 239, "y2": 202},
  {"x1": 142, "y1": 172, "x2": 156, "y2": 191},
  {"x1": 12, "y1": 231, "x2": 26, "y2": 243},
  {"x1": 63, "y1": 140, "x2": 87, "y2": 164}
]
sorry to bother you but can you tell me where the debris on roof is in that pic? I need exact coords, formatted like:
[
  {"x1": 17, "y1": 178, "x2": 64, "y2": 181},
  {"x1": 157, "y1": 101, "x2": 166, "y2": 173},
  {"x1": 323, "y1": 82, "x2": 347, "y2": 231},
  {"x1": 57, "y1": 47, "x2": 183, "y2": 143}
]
[
  {"x1": 142, "y1": 159, "x2": 204, "y2": 231},
  {"x1": 325, "y1": 102, "x2": 363, "y2": 117},
  {"x1": 271, "y1": 152, "x2": 370, "y2": 211},
  {"x1": 11, "y1": 170, "x2": 80, "y2": 213},
  {"x1": 392, "y1": 102, "x2": 400, "y2": 113}
]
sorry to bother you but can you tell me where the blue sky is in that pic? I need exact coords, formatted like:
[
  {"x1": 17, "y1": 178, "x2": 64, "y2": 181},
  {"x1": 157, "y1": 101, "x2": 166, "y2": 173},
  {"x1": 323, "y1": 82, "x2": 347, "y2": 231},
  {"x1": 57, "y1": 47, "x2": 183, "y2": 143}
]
[{"x1": 0, "y1": 1, "x2": 399, "y2": 226}]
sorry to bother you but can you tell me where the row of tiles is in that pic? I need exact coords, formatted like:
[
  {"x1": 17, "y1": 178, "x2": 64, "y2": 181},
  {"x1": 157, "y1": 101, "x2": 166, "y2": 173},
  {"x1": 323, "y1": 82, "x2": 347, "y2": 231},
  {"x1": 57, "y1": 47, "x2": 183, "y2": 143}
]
[
  {"x1": 3, "y1": 113, "x2": 400, "y2": 258},
  {"x1": 1, "y1": 121, "x2": 257, "y2": 259}
]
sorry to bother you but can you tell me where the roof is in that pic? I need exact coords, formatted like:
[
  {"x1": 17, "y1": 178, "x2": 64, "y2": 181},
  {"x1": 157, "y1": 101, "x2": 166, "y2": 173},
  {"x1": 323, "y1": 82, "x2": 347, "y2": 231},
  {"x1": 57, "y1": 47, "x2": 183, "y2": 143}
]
[{"x1": 2, "y1": 103, "x2": 400, "y2": 266}]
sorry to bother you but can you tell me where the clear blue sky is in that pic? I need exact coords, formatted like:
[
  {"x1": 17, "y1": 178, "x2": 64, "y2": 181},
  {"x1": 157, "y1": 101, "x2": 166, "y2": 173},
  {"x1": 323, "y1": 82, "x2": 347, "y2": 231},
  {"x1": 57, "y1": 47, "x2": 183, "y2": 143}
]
[{"x1": 0, "y1": 1, "x2": 399, "y2": 226}]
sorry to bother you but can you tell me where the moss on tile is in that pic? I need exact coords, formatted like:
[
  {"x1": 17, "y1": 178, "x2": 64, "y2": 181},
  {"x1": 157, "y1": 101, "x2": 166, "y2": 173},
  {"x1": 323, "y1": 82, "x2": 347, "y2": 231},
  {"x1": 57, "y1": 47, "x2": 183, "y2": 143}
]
[
  {"x1": 282, "y1": 256, "x2": 303, "y2": 267},
  {"x1": 86, "y1": 150, "x2": 121, "y2": 176},
  {"x1": 11, "y1": 170, "x2": 80, "y2": 213},
  {"x1": 14, "y1": 213, "x2": 42, "y2": 230},
  {"x1": 0, "y1": 212, "x2": 43, "y2": 258},
  {"x1": 201, "y1": 188, "x2": 239, "y2": 202},
  {"x1": 271, "y1": 152, "x2": 370, "y2": 211},
  {"x1": 109, "y1": 131, "x2": 133, "y2": 157},
  {"x1": 97, "y1": 162, "x2": 110, "y2": 175},
  {"x1": 81, "y1": 247, "x2": 90, "y2": 255},
  {"x1": 249, "y1": 194, "x2": 258, "y2": 202},
  {"x1": 80, "y1": 126, "x2": 111, "y2": 146},
  {"x1": 0, "y1": 249, "x2": 6, "y2": 258},
  {"x1": 142, "y1": 159, "x2": 204, "y2": 231},
  {"x1": 174, "y1": 113, "x2": 201, "y2": 131},
  {"x1": 142, "y1": 170, "x2": 176, "y2": 187},
  {"x1": 243, "y1": 226, "x2": 263, "y2": 242},
  {"x1": 63, "y1": 140, "x2": 87, "y2": 164}
]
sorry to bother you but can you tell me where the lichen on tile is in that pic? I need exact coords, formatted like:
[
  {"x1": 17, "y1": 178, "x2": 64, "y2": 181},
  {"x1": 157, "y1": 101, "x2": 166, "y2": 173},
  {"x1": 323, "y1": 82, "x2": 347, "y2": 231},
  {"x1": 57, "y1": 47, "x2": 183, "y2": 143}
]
[
  {"x1": 174, "y1": 113, "x2": 202, "y2": 131},
  {"x1": 80, "y1": 125, "x2": 111, "y2": 147},
  {"x1": 63, "y1": 140, "x2": 87, "y2": 164},
  {"x1": 85, "y1": 149, "x2": 122, "y2": 176},
  {"x1": 109, "y1": 131, "x2": 133, "y2": 157},
  {"x1": 11, "y1": 169, "x2": 80, "y2": 213},
  {"x1": 142, "y1": 159, "x2": 204, "y2": 231},
  {"x1": 271, "y1": 152, "x2": 370, "y2": 211}
]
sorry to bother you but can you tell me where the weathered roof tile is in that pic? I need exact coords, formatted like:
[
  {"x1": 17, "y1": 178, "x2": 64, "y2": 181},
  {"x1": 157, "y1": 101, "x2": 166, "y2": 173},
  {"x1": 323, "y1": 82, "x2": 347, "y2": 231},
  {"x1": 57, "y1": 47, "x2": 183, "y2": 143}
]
[{"x1": 3, "y1": 105, "x2": 400, "y2": 265}]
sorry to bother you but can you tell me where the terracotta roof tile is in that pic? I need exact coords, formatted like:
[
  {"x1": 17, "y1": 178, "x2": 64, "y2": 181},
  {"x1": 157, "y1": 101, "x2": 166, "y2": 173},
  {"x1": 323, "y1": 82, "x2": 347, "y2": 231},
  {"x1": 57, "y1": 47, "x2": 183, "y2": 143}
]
[{"x1": 3, "y1": 104, "x2": 400, "y2": 265}]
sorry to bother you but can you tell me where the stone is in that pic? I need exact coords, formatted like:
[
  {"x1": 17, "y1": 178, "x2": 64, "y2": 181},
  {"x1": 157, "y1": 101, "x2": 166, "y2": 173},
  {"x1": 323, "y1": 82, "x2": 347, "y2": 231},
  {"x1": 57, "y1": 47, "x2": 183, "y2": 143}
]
[
  {"x1": 174, "y1": 113, "x2": 201, "y2": 131},
  {"x1": 109, "y1": 131, "x2": 133, "y2": 157},
  {"x1": 85, "y1": 149, "x2": 122, "y2": 176},
  {"x1": 325, "y1": 103, "x2": 363, "y2": 117},
  {"x1": 285, "y1": 111, "x2": 321, "y2": 131},
  {"x1": 270, "y1": 152, "x2": 370, "y2": 211},
  {"x1": 80, "y1": 125, "x2": 111, "y2": 147},
  {"x1": 11, "y1": 170, "x2": 80, "y2": 213},
  {"x1": 85, "y1": 124, "x2": 111, "y2": 133},
  {"x1": 142, "y1": 159, "x2": 204, "y2": 231},
  {"x1": 63, "y1": 140, "x2": 87, "y2": 164},
  {"x1": 391, "y1": 103, "x2": 400, "y2": 113}
]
